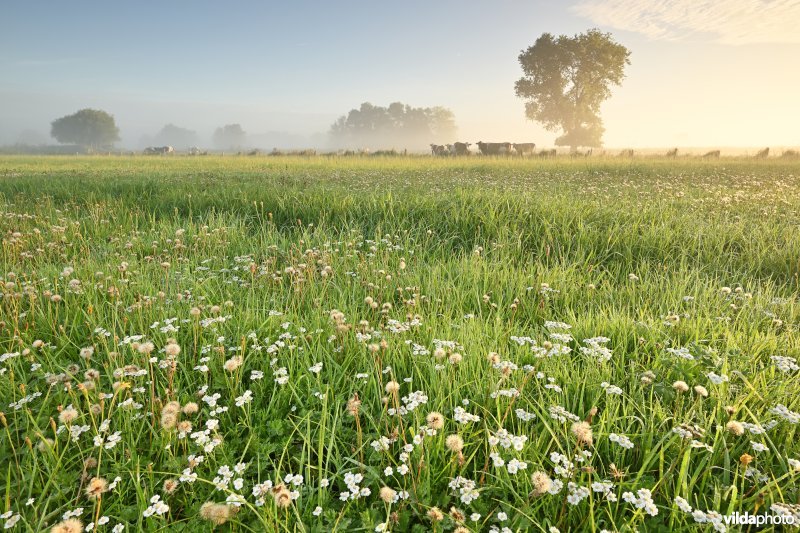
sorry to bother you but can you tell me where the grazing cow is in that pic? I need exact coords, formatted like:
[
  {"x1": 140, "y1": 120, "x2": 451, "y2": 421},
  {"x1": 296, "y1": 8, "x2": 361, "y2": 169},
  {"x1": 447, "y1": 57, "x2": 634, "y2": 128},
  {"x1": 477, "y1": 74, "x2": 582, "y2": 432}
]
[
  {"x1": 430, "y1": 144, "x2": 447, "y2": 156},
  {"x1": 755, "y1": 147, "x2": 769, "y2": 158},
  {"x1": 476, "y1": 141, "x2": 512, "y2": 155},
  {"x1": 188, "y1": 146, "x2": 201, "y2": 155},
  {"x1": 570, "y1": 149, "x2": 592, "y2": 158},
  {"x1": 512, "y1": 143, "x2": 536, "y2": 156},
  {"x1": 702, "y1": 150, "x2": 720, "y2": 159},
  {"x1": 538, "y1": 149, "x2": 557, "y2": 158},
  {"x1": 453, "y1": 142, "x2": 471, "y2": 156},
  {"x1": 666, "y1": 148, "x2": 678, "y2": 157},
  {"x1": 619, "y1": 149, "x2": 634, "y2": 157},
  {"x1": 143, "y1": 147, "x2": 158, "y2": 155},
  {"x1": 445, "y1": 144, "x2": 456, "y2": 155}
]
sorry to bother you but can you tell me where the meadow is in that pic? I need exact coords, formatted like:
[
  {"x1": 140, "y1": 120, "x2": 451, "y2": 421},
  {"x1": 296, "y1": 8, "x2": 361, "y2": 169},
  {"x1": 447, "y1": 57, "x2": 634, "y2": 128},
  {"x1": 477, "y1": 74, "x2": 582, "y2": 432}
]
[{"x1": 0, "y1": 154, "x2": 799, "y2": 532}]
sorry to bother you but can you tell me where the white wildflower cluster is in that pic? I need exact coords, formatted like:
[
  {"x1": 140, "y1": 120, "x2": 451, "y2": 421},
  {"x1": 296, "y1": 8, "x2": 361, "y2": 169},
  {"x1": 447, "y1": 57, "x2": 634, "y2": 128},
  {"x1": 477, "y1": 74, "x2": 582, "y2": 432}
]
[
  {"x1": 273, "y1": 366, "x2": 289, "y2": 385},
  {"x1": 448, "y1": 476, "x2": 480, "y2": 505},
  {"x1": 510, "y1": 335, "x2": 536, "y2": 346},
  {"x1": 339, "y1": 472, "x2": 370, "y2": 501},
  {"x1": 493, "y1": 360, "x2": 518, "y2": 374},
  {"x1": 532, "y1": 341, "x2": 572, "y2": 358},
  {"x1": 370, "y1": 435, "x2": 397, "y2": 453},
  {"x1": 386, "y1": 317, "x2": 421, "y2": 333},
  {"x1": 235, "y1": 390, "x2": 253, "y2": 407},
  {"x1": 740, "y1": 422, "x2": 766, "y2": 434},
  {"x1": 8, "y1": 391, "x2": 42, "y2": 411},
  {"x1": 189, "y1": 424, "x2": 223, "y2": 454},
  {"x1": 772, "y1": 356, "x2": 799, "y2": 373},
  {"x1": 665, "y1": 346, "x2": 694, "y2": 360},
  {"x1": 0, "y1": 511, "x2": 21, "y2": 529},
  {"x1": 771, "y1": 503, "x2": 800, "y2": 523},
  {"x1": 549, "y1": 405, "x2": 581, "y2": 423},
  {"x1": 387, "y1": 390, "x2": 428, "y2": 416},
  {"x1": 601, "y1": 382, "x2": 623, "y2": 395},
  {"x1": 591, "y1": 480, "x2": 617, "y2": 501},
  {"x1": 771, "y1": 404, "x2": 800, "y2": 424},
  {"x1": 213, "y1": 463, "x2": 247, "y2": 494},
  {"x1": 488, "y1": 429, "x2": 528, "y2": 451},
  {"x1": 490, "y1": 387, "x2": 520, "y2": 399},
  {"x1": 609, "y1": 433, "x2": 634, "y2": 449},
  {"x1": 453, "y1": 406, "x2": 481, "y2": 424},
  {"x1": 706, "y1": 372, "x2": 729, "y2": 385},
  {"x1": 142, "y1": 494, "x2": 169, "y2": 518},
  {"x1": 550, "y1": 452, "x2": 576, "y2": 479},
  {"x1": 179, "y1": 454, "x2": 203, "y2": 484},
  {"x1": 252, "y1": 480, "x2": 274, "y2": 506},
  {"x1": 514, "y1": 408, "x2": 536, "y2": 421},
  {"x1": 579, "y1": 337, "x2": 613, "y2": 363},
  {"x1": 622, "y1": 488, "x2": 658, "y2": 516},
  {"x1": 406, "y1": 341, "x2": 430, "y2": 356},
  {"x1": 674, "y1": 498, "x2": 727, "y2": 532},
  {"x1": 566, "y1": 483, "x2": 590, "y2": 505}
]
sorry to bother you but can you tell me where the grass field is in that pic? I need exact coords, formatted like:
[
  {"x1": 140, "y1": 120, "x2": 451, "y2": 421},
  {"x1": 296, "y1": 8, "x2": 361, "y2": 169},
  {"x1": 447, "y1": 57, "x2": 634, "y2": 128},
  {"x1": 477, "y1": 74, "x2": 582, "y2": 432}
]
[{"x1": 1, "y1": 155, "x2": 799, "y2": 532}]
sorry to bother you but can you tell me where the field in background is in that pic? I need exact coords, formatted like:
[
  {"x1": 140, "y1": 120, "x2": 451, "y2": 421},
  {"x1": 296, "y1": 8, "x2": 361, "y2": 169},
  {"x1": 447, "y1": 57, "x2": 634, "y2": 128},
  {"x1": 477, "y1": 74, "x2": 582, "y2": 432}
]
[{"x1": 0, "y1": 155, "x2": 799, "y2": 532}]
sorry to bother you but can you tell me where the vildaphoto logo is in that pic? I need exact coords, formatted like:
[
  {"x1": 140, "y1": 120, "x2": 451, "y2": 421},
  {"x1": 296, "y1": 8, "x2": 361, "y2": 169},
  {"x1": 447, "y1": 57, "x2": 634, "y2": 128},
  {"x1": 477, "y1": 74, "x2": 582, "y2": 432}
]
[{"x1": 723, "y1": 512, "x2": 796, "y2": 527}]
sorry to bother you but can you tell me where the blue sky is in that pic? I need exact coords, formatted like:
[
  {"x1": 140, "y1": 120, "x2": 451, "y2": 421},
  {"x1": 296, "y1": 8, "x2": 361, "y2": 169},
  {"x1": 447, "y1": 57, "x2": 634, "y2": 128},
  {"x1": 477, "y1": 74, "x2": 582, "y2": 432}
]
[{"x1": 1, "y1": 0, "x2": 798, "y2": 149}]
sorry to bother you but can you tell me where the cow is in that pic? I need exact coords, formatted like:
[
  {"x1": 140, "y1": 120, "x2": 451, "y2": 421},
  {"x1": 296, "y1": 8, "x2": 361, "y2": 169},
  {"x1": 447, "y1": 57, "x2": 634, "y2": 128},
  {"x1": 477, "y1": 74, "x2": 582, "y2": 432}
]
[
  {"x1": 476, "y1": 141, "x2": 512, "y2": 155},
  {"x1": 666, "y1": 148, "x2": 678, "y2": 157},
  {"x1": 188, "y1": 146, "x2": 201, "y2": 155},
  {"x1": 512, "y1": 143, "x2": 536, "y2": 156},
  {"x1": 538, "y1": 149, "x2": 557, "y2": 158},
  {"x1": 702, "y1": 150, "x2": 720, "y2": 159},
  {"x1": 619, "y1": 149, "x2": 634, "y2": 157},
  {"x1": 430, "y1": 144, "x2": 447, "y2": 156},
  {"x1": 754, "y1": 147, "x2": 769, "y2": 158},
  {"x1": 445, "y1": 144, "x2": 455, "y2": 155},
  {"x1": 453, "y1": 142, "x2": 471, "y2": 156},
  {"x1": 145, "y1": 146, "x2": 174, "y2": 155}
]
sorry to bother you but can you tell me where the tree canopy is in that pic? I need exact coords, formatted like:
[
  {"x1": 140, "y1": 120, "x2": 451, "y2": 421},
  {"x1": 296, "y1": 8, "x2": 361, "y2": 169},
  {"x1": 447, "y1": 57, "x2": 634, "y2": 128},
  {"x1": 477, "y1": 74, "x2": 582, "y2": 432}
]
[
  {"x1": 212, "y1": 124, "x2": 247, "y2": 150},
  {"x1": 329, "y1": 102, "x2": 456, "y2": 150},
  {"x1": 153, "y1": 124, "x2": 198, "y2": 149},
  {"x1": 515, "y1": 29, "x2": 630, "y2": 151},
  {"x1": 50, "y1": 108, "x2": 120, "y2": 148}
]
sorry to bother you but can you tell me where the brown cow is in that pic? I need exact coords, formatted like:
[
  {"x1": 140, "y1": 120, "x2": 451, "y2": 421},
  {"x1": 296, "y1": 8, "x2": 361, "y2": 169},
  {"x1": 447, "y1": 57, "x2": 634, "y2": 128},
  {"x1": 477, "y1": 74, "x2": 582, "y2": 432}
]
[{"x1": 476, "y1": 141, "x2": 512, "y2": 155}]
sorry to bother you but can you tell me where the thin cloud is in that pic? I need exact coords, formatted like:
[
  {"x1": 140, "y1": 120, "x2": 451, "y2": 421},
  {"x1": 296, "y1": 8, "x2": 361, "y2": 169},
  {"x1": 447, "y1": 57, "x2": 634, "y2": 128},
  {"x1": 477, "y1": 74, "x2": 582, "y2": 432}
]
[{"x1": 572, "y1": 0, "x2": 800, "y2": 45}]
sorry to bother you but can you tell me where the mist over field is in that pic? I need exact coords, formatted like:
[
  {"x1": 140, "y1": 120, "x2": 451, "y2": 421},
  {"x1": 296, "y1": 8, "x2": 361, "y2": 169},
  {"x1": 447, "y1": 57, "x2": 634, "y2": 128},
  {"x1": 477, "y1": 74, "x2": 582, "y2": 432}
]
[{"x1": 1, "y1": 2, "x2": 798, "y2": 151}]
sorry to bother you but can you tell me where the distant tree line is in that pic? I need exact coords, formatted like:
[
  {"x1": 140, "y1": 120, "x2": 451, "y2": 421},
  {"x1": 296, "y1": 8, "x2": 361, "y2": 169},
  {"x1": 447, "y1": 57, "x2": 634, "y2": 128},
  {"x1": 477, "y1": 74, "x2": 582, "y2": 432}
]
[{"x1": 329, "y1": 102, "x2": 456, "y2": 150}]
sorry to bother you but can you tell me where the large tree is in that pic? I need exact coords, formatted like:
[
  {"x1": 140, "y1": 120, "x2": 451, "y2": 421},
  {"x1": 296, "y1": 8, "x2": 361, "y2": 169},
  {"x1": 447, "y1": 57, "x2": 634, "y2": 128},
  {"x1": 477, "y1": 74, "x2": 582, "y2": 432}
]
[
  {"x1": 515, "y1": 29, "x2": 630, "y2": 152},
  {"x1": 212, "y1": 124, "x2": 247, "y2": 150},
  {"x1": 329, "y1": 102, "x2": 456, "y2": 150},
  {"x1": 50, "y1": 108, "x2": 120, "y2": 148}
]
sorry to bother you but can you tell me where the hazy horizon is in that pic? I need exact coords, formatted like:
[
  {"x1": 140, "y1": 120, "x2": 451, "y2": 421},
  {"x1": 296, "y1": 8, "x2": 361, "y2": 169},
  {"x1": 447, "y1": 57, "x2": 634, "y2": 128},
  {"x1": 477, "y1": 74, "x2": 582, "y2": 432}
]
[{"x1": 2, "y1": 1, "x2": 799, "y2": 151}]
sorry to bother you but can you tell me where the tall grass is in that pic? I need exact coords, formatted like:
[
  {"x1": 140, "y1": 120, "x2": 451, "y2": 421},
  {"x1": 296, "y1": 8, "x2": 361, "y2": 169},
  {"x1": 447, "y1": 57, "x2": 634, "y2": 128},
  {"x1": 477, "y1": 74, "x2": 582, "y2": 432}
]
[{"x1": 0, "y1": 155, "x2": 798, "y2": 531}]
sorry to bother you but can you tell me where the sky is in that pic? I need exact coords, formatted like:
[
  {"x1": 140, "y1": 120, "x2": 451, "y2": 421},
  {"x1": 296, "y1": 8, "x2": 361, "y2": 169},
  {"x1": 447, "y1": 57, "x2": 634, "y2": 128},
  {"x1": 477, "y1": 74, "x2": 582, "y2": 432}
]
[{"x1": 1, "y1": 0, "x2": 799, "y2": 150}]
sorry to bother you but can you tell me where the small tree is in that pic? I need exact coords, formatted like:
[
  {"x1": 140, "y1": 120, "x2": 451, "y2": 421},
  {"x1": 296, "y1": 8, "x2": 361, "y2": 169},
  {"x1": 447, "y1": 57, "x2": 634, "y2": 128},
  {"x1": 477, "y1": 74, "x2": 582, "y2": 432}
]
[
  {"x1": 212, "y1": 124, "x2": 247, "y2": 150},
  {"x1": 50, "y1": 109, "x2": 120, "y2": 149},
  {"x1": 515, "y1": 29, "x2": 630, "y2": 152}
]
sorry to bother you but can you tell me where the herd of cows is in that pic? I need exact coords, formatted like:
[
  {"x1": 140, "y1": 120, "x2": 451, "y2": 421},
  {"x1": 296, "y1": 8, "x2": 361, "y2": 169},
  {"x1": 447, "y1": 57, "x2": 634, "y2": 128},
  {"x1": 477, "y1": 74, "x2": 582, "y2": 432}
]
[
  {"x1": 139, "y1": 144, "x2": 786, "y2": 158},
  {"x1": 430, "y1": 142, "x2": 538, "y2": 156}
]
